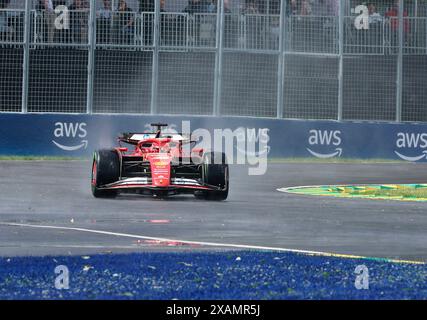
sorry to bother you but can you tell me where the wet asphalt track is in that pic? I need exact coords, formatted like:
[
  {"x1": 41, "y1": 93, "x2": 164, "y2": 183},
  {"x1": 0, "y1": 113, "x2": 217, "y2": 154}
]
[{"x1": 0, "y1": 161, "x2": 426, "y2": 261}]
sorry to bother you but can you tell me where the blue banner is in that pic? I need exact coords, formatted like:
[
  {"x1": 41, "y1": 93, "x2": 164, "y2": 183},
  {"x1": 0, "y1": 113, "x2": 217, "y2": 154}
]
[{"x1": 1, "y1": 114, "x2": 427, "y2": 162}]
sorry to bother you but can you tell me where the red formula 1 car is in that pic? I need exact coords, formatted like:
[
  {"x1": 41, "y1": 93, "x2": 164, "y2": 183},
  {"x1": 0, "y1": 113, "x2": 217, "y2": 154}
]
[{"x1": 91, "y1": 124, "x2": 228, "y2": 200}]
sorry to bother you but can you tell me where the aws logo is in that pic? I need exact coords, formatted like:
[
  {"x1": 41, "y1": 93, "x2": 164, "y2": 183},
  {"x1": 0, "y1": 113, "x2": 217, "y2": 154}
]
[
  {"x1": 52, "y1": 122, "x2": 88, "y2": 151},
  {"x1": 394, "y1": 132, "x2": 427, "y2": 162},
  {"x1": 235, "y1": 127, "x2": 271, "y2": 157},
  {"x1": 307, "y1": 130, "x2": 342, "y2": 159}
]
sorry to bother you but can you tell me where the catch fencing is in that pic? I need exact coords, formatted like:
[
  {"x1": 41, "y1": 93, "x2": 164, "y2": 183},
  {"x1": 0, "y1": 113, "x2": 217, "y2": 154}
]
[{"x1": 0, "y1": 0, "x2": 426, "y2": 121}]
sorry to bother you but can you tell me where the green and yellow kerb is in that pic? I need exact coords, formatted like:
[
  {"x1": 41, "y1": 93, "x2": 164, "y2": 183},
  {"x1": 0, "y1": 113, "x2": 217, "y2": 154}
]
[{"x1": 282, "y1": 184, "x2": 427, "y2": 202}]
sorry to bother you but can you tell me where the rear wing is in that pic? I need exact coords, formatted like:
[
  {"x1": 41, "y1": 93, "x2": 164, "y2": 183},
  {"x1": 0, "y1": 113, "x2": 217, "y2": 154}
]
[
  {"x1": 119, "y1": 133, "x2": 156, "y2": 145},
  {"x1": 118, "y1": 132, "x2": 192, "y2": 145}
]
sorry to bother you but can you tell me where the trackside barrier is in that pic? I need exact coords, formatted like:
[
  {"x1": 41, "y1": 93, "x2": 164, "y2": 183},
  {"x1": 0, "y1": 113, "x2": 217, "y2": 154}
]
[{"x1": 1, "y1": 114, "x2": 427, "y2": 162}]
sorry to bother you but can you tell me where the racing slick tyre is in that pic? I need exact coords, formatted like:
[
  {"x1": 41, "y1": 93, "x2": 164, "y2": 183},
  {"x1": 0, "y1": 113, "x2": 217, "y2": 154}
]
[
  {"x1": 91, "y1": 149, "x2": 120, "y2": 198},
  {"x1": 196, "y1": 152, "x2": 229, "y2": 201}
]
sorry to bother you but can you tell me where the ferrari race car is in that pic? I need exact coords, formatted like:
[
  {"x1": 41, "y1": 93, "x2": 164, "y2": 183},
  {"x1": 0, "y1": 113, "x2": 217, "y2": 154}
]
[{"x1": 91, "y1": 124, "x2": 228, "y2": 200}]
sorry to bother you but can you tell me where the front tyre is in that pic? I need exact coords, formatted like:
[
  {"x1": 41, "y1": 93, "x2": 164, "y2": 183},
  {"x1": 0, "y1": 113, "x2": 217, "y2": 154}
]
[
  {"x1": 196, "y1": 152, "x2": 229, "y2": 201},
  {"x1": 91, "y1": 149, "x2": 120, "y2": 198}
]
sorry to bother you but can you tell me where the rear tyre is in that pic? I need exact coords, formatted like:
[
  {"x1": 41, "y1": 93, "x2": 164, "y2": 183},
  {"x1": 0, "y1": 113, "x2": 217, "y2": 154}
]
[
  {"x1": 195, "y1": 152, "x2": 229, "y2": 201},
  {"x1": 91, "y1": 149, "x2": 120, "y2": 198}
]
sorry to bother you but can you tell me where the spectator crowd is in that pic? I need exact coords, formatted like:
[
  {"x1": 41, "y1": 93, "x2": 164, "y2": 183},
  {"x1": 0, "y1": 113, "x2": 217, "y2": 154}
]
[{"x1": 0, "y1": 0, "x2": 420, "y2": 50}]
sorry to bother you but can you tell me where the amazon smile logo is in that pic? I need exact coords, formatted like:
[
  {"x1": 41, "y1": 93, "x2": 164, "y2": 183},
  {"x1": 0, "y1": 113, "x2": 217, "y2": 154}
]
[
  {"x1": 307, "y1": 129, "x2": 342, "y2": 159},
  {"x1": 52, "y1": 122, "x2": 88, "y2": 151},
  {"x1": 394, "y1": 132, "x2": 427, "y2": 162}
]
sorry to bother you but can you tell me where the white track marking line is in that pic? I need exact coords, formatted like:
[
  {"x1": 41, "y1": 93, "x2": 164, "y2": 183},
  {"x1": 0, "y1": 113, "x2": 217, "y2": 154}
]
[
  {"x1": 0, "y1": 222, "x2": 423, "y2": 264},
  {"x1": 278, "y1": 185, "x2": 328, "y2": 193}
]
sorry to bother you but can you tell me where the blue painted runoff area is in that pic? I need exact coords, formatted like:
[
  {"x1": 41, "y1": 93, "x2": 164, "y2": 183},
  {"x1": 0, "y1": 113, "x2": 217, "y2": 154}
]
[{"x1": 0, "y1": 251, "x2": 425, "y2": 300}]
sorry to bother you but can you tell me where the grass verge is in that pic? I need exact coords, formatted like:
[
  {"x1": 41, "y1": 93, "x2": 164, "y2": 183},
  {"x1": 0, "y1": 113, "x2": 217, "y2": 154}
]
[
  {"x1": 268, "y1": 157, "x2": 408, "y2": 164},
  {"x1": 0, "y1": 156, "x2": 89, "y2": 161}
]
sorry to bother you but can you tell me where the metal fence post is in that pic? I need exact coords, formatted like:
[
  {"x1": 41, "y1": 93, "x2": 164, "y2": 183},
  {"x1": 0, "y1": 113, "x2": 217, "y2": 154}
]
[
  {"x1": 213, "y1": 0, "x2": 224, "y2": 116},
  {"x1": 86, "y1": 0, "x2": 96, "y2": 114},
  {"x1": 396, "y1": 0, "x2": 404, "y2": 122},
  {"x1": 21, "y1": 0, "x2": 31, "y2": 113},
  {"x1": 276, "y1": 0, "x2": 286, "y2": 118},
  {"x1": 337, "y1": 0, "x2": 344, "y2": 122},
  {"x1": 150, "y1": 0, "x2": 160, "y2": 115}
]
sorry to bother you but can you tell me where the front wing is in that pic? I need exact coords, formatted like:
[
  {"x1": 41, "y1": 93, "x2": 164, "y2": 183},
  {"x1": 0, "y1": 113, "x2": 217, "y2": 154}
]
[{"x1": 99, "y1": 177, "x2": 220, "y2": 191}]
